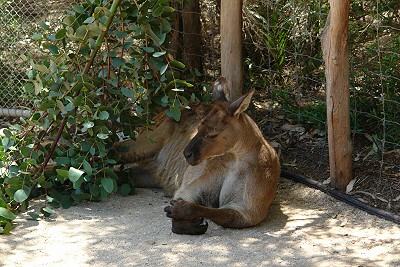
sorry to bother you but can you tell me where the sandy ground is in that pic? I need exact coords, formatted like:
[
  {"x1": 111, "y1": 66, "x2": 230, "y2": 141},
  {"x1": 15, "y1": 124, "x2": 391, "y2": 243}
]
[{"x1": 1, "y1": 178, "x2": 399, "y2": 267}]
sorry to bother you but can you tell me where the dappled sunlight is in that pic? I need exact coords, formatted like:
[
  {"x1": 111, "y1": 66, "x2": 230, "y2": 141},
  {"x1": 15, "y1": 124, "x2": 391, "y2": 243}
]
[
  {"x1": 1, "y1": 217, "x2": 94, "y2": 266},
  {"x1": 1, "y1": 182, "x2": 399, "y2": 267}
]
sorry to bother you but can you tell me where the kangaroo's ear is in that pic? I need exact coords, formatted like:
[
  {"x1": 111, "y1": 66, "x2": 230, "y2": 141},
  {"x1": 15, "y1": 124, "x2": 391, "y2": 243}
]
[
  {"x1": 212, "y1": 77, "x2": 229, "y2": 101},
  {"x1": 229, "y1": 90, "x2": 255, "y2": 117}
]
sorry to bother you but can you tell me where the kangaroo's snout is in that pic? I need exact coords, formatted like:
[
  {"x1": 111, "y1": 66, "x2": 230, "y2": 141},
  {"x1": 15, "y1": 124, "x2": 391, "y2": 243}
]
[{"x1": 184, "y1": 136, "x2": 202, "y2": 166}]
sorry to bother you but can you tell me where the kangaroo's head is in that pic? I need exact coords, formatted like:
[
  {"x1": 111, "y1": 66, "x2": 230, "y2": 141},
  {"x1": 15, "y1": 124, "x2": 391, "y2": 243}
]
[{"x1": 183, "y1": 77, "x2": 254, "y2": 166}]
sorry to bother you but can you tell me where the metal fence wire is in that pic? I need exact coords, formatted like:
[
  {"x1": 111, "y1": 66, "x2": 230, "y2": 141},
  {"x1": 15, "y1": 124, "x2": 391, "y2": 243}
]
[{"x1": 0, "y1": 0, "x2": 76, "y2": 111}]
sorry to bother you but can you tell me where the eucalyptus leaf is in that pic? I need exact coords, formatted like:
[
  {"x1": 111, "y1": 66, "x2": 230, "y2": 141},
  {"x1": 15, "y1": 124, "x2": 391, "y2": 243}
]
[
  {"x1": 56, "y1": 169, "x2": 69, "y2": 183},
  {"x1": 0, "y1": 207, "x2": 16, "y2": 221},
  {"x1": 41, "y1": 207, "x2": 56, "y2": 217},
  {"x1": 142, "y1": 47, "x2": 155, "y2": 53},
  {"x1": 98, "y1": 111, "x2": 109, "y2": 120},
  {"x1": 82, "y1": 160, "x2": 92, "y2": 176},
  {"x1": 101, "y1": 178, "x2": 114, "y2": 193},
  {"x1": 121, "y1": 88, "x2": 134, "y2": 98},
  {"x1": 69, "y1": 167, "x2": 84, "y2": 183},
  {"x1": 111, "y1": 58, "x2": 125, "y2": 68},
  {"x1": 96, "y1": 133, "x2": 109, "y2": 140},
  {"x1": 153, "y1": 51, "x2": 166, "y2": 58},
  {"x1": 14, "y1": 187, "x2": 31, "y2": 203},
  {"x1": 83, "y1": 121, "x2": 94, "y2": 129},
  {"x1": 84, "y1": 17, "x2": 95, "y2": 24},
  {"x1": 32, "y1": 33, "x2": 42, "y2": 41},
  {"x1": 166, "y1": 106, "x2": 181, "y2": 122},
  {"x1": 55, "y1": 29, "x2": 67, "y2": 39},
  {"x1": 160, "y1": 64, "x2": 168, "y2": 75},
  {"x1": 28, "y1": 212, "x2": 40, "y2": 221}
]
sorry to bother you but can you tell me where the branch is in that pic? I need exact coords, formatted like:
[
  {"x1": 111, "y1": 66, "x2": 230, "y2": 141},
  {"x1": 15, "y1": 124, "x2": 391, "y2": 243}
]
[
  {"x1": 83, "y1": 0, "x2": 122, "y2": 73},
  {"x1": 35, "y1": 0, "x2": 123, "y2": 178}
]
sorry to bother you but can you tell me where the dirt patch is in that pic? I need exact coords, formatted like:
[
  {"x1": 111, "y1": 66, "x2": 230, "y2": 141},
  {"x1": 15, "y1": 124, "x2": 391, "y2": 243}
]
[{"x1": 1, "y1": 182, "x2": 399, "y2": 267}]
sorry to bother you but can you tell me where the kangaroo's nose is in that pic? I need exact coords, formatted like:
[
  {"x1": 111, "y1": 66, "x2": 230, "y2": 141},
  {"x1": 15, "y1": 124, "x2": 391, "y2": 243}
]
[{"x1": 184, "y1": 150, "x2": 193, "y2": 160}]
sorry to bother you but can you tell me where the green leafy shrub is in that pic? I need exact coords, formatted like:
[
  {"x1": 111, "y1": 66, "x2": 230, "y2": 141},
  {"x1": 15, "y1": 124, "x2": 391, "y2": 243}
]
[{"x1": 0, "y1": 0, "x2": 202, "y2": 233}]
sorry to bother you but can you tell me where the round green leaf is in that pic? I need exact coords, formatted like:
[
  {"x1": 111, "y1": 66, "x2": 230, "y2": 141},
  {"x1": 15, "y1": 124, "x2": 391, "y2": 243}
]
[
  {"x1": 112, "y1": 58, "x2": 125, "y2": 68},
  {"x1": 101, "y1": 178, "x2": 114, "y2": 193},
  {"x1": 96, "y1": 133, "x2": 109, "y2": 140},
  {"x1": 28, "y1": 212, "x2": 40, "y2": 221},
  {"x1": 56, "y1": 169, "x2": 69, "y2": 183},
  {"x1": 14, "y1": 187, "x2": 31, "y2": 203},
  {"x1": 41, "y1": 207, "x2": 55, "y2": 217},
  {"x1": 82, "y1": 160, "x2": 92, "y2": 176},
  {"x1": 83, "y1": 121, "x2": 95, "y2": 129},
  {"x1": 121, "y1": 88, "x2": 134, "y2": 98},
  {"x1": 166, "y1": 106, "x2": 181, "y2": 122},
  {"x1": 32, "y1": 33, "x2": 42, "y2": 41},
  {"x1": 2, "y1": 137, "x2": 10, "y2": 150},
  {"x1": 142, "y1": 47, "x2": 155, "y2": 53},
  {"x1": 55, "y1": 29, "x2": 67, "y2": 39},
  {"x1": 98, "y1": 111, "x2": 109, "y2": 120},
  {"x1": 69, "y1": 167, "x2": 84, "y2": 183}
]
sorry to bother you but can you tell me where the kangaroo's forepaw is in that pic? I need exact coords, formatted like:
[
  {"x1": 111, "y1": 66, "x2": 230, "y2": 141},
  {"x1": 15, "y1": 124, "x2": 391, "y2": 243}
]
[
  {"x1": 164, "y1": 199, "x2": 197, "y2": 220},
  {"x1": 164, "y1": 199, "x2": 209, "y2": 234}
]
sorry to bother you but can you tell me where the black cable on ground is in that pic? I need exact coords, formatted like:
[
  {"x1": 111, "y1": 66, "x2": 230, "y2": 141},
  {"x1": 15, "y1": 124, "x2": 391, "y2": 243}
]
[{"x1": 280, "y1": 170, "x2": 400, "y2": 225}]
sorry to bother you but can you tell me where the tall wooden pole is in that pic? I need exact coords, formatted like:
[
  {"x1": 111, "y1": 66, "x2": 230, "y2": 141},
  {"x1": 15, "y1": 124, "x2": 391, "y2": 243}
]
[
  {"x1": 321, "y1": 0, "x2": 353, "y2": 191},
  {"x1": 220, "y1": 0, "x2": 243, "y2": 101}
]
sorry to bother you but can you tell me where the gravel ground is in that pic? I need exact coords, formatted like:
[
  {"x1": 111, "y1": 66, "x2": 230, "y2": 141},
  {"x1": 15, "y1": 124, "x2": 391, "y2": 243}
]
[{"x1": 1, "y1": 178, "x2": 399, "y2": 267}]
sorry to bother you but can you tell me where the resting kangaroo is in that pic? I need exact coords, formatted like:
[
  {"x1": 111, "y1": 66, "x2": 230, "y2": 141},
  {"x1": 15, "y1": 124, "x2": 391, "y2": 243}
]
[{"x1": 115, "y1": 78, "x2": 280, "y2": 234}]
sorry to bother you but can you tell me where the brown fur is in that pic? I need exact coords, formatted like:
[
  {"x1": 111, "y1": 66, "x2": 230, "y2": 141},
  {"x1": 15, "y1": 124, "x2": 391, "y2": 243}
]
[{"x1": 114, "y1": 78, "x2": 280, "y2": 229}]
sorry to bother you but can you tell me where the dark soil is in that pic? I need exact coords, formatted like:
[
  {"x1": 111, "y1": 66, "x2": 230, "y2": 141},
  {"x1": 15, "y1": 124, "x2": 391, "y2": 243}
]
[{"x1": 249, "y1": 92, "x2": 400, "y2": 215}]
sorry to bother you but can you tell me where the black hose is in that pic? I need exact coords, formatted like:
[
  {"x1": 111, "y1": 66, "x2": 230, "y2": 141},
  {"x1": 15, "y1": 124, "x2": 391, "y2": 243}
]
[{"x1": 280, "y1": 170, "x2": 400, "y2": 225}]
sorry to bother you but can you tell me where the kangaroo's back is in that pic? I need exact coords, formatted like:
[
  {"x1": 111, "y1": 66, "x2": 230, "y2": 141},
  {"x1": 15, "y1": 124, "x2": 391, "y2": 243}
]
[{"x1": 114, "y1": 104, "x2": 210, "y2": 195}]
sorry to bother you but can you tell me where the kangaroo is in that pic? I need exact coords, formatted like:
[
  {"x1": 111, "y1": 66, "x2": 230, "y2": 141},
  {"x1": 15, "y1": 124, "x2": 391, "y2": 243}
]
[{"x1": 115, "y1": 78, "x2": 280, "y2": 234}]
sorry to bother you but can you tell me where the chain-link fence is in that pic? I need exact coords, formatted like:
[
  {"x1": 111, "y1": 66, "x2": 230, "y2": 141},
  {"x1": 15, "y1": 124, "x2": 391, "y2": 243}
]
[
  {"x1": 242, "y1": 0, "x2": 400, "y2": 214},
  {"x1": 0, "y1": 0, "x2": 76, "y2": 114}
]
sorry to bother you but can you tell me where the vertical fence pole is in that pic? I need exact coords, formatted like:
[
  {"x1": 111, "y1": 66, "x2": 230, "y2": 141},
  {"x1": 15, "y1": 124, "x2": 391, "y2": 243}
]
[
  {"x1": 220, "y1": 0, "x2": 243, "y2": 101},
  {"x1": 321, "y1": 0, "x2": 353, "y2": 191}
]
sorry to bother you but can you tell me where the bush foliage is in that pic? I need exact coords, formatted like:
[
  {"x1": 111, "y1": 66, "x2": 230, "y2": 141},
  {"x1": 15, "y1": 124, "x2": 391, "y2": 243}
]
[{"x1": 0, "y1": 0, "x2": 202, "y2": 234}]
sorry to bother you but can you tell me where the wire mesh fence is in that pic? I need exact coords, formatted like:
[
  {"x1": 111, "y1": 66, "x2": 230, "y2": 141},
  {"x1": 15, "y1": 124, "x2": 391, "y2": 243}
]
[
  {"x1": 242, "y1": 0, "x2": 400, "y2": 213},
  {"x1": 0, "y1": 0, "x2": 77, "y2": 111}
]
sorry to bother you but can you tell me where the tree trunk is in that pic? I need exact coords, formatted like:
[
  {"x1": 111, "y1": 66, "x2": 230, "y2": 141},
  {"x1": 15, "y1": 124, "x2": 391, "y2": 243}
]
[
  {"x1": 168, "y1": 0, "x2": 182, "y2": 60},
  {"x1": 182, "y1": 0, "x2": 203, "y2": 73},
  {"x1": 321, "y1": 0, "x2": 353, "y2": 191}
]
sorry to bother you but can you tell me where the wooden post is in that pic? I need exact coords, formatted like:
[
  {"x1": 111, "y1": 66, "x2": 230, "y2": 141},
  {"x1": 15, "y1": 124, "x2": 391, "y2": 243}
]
[
  {"x1": 220, "y1": 0, "x2": 243, "y2": 101},
  {"x1": 321, "y1": 0, "x2": 353, "y2": 191}
]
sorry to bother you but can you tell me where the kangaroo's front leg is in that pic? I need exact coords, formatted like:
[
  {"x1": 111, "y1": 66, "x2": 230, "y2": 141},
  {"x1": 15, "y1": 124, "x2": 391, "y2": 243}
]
[{"x1": 164, "y1": 199, "x2": 252, "y2": 229}]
